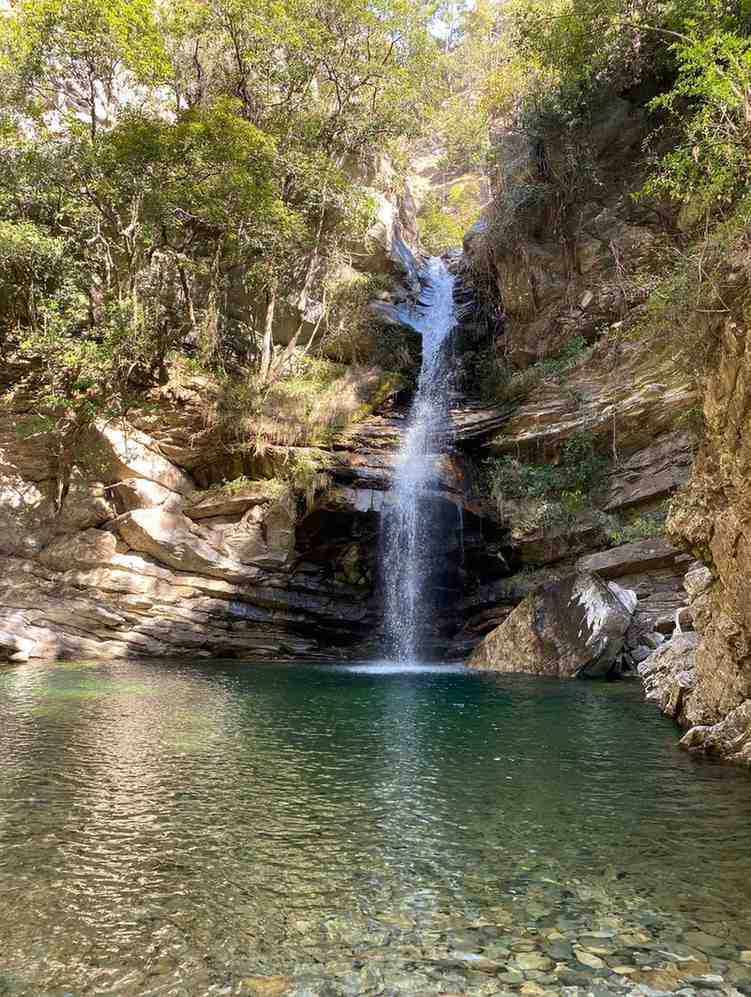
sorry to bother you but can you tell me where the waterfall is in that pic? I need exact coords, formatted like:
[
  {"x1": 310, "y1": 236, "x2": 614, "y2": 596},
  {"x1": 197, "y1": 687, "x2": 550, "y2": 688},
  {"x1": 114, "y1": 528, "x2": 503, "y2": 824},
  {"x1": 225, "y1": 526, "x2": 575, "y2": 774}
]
[{"x1": 381, "y1": 256, "x2": 457, "y2": 662}]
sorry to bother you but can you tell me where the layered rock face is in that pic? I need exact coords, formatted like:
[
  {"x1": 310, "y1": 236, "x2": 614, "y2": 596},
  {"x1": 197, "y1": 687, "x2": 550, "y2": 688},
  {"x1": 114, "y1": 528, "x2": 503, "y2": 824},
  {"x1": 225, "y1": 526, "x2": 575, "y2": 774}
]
[
  {"x1": 0, "y1": 410, "x2": 387, "y2": 661},
  {"x1": 451, "y1": 96, "x2": 751, "y2": 766},
  {"x1": 0, "y1": 375, "x2": 512, "y2": 662},
  {"x1": 459, "y1": 100, "x2": 751, "y2": 760},
  {"x1": 454, "y1": 99, "x2": 698, "y2": 661},
  {"x1": 635, "y1": 264, "x2": 751, "y2": 764}
]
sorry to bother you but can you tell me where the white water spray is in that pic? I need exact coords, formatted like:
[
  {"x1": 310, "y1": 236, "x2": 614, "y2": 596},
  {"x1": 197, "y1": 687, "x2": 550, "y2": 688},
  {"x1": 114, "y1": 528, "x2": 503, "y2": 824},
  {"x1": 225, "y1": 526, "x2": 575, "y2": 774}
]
[{"x1": 381, "y1": 257, "x2": 457, "y2": 661}]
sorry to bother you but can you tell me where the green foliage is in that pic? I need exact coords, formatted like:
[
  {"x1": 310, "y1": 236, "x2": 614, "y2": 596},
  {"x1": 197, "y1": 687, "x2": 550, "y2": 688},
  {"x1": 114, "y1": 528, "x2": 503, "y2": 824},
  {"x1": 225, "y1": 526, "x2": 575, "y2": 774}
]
[
  {"x1": 643, "y1": 29, "x2": 751, "y2": 213},
  {"x1": 417, "y1": 196, "x2": 466, "y2": 255},
  {"x1": 675, "y1": 405, "x2": 706, "y2": 436},
  {"x1": 323, "y1": 270, "x2": 419, "y2": 373},
  {"x1": 194, "y1": 474, "x2": 287, "y2": 503},
  {"x1": 0, "y1": 0, "x2": 168, "y2": 135},
  {"x1": 478, "y1": 0, "x2": 751, "y2": 221},
  {"x1": 417, "y1": 181, "x2": 482, "y2": 254},
  {"x1": 435, "y1": 100, "x2": 491, "y2": 173},
  {"x1": 483, "y1": 0, "x2": 741, "y2": 121},
  {"x1": 425, "y1": 0, "x2": 497, "y2": 173},
  {"x1": 0, "y1": 220, "x2": 75, "y2": 336},
  {"x1": 486, "y1": 433, "x2": 607, "y2": 505},
  {"x1": 276, "y1": 447, "x2": 333, "y2": 511},
  {"x1": 606, "y1": 509, "x2": 666, "y2": 545},
  {"x1": 201, "y1": 356, "x2": 391, "y2": 452},
  {"x1": 0, "y1": 0, "x2": 444, "y2": 475},
  {"x1": 625, "y1": 193, "x2": 751, "y2": 371}
]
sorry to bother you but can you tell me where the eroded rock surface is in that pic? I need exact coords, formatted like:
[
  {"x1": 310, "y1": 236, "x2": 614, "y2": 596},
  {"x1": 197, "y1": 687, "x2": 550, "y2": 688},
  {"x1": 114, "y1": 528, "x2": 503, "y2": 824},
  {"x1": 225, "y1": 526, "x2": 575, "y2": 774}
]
[
  {"x1": 638, "y1": 632, "x2": 699, "y2": 725},
  {"x1": 657, "y1": 265, "x2": 751, "y2": 764}
]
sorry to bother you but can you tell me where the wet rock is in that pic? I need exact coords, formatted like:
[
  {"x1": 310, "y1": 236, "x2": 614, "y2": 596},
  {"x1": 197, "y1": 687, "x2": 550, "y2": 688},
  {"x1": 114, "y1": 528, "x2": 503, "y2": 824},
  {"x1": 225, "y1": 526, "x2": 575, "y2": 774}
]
[
  {"x1": 0, "y1": 628, "x2": 35, "y2": 662},
  {"x1": 680, "y1": 701, "x2": 751, "y2": 764},
  {"x1": 515, "y1": 952, "x2": 553, "y2": 972},
  {"x1": 574, "y1": 949, "x2": 606, "y2": 970},
  {"x1": 468, "y1": 572, "x2": 636, "y2": 678},
  {"x1": 545, "y1": 940, "x2": 574, "y2": 962},
  {"x1": 497, "y1": 968, "x2": 525, "y2": 985}
]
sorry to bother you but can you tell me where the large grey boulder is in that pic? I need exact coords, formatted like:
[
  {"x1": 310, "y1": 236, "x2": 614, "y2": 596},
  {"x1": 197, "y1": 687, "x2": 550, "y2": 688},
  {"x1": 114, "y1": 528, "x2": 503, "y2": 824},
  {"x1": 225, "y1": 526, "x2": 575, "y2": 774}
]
[
  {"x1": 110, "y1": 477, "x2": 185, "y2": 513},
  {"x1": 468, "y1": 572, "x2": 637, "y2": 678}
]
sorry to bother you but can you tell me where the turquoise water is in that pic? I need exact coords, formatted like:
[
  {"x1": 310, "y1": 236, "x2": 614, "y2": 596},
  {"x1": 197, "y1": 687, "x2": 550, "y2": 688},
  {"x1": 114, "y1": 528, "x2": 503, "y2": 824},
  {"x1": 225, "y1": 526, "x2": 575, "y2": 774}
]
[{"x1": 1, "y1": 659, "x2": 751, "y2": 996}]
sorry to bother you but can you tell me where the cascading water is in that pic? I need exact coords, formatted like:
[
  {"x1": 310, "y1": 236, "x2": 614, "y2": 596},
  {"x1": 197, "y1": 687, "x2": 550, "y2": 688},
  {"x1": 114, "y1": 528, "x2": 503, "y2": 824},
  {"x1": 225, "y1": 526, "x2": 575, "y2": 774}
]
[{"x1": 381, "y1": 256, "x2": 457, "y2": 661}]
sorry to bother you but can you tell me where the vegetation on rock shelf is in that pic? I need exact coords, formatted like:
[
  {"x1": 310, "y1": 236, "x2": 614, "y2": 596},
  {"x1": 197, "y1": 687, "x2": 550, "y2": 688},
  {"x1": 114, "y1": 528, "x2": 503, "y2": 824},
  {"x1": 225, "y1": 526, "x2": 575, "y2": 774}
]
[{"x1": 485, "y1": 434, "x2": 609, "y2": 535}]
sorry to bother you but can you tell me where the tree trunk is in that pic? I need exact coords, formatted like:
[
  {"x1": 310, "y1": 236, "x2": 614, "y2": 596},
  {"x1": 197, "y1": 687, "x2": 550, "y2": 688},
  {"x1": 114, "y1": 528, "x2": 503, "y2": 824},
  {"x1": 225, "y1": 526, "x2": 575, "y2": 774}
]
[{"x1": 259, "y1": 286, "x2": 277, "y2": 382}]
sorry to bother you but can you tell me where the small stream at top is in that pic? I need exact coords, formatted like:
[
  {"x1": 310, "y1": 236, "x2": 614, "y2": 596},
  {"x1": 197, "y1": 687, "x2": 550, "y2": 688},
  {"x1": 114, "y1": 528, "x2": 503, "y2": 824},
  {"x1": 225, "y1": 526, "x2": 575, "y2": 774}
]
[{"x1": 381, "y1": 256, "x2": 457, "y2": 661}]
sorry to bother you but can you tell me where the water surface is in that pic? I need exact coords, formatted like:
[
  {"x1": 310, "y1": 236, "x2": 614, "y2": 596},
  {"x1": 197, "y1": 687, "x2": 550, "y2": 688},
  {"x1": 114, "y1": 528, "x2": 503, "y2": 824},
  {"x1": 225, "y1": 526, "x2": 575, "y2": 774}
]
[{"x1": 1, "y1": 659, "x2": 751, "y2": 996}]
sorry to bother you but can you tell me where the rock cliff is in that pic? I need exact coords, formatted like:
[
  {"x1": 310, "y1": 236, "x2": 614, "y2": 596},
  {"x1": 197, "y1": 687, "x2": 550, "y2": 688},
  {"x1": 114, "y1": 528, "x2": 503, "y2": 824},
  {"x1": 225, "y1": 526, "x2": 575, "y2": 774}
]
[
  {"x1": 647, "y1": 254, "x2": 751, "y2": 764},
  {"x1": 458, "y1": 97, "x2": 751, "y2": 764}
]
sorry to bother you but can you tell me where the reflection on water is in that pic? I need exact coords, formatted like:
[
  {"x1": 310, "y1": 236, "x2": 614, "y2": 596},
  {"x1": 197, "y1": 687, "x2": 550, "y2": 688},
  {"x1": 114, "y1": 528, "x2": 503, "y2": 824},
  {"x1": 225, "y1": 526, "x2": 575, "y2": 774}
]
[{"x1": 1, "y1": 659, "x2": 751, "y2": 996}]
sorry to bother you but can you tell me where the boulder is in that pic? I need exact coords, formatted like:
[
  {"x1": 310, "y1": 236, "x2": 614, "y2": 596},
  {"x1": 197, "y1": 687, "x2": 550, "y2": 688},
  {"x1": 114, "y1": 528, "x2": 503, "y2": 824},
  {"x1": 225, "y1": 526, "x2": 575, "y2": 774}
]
[
  {"x1": 463, "y1": 218, "x2": 489, "y2": 258},
  {"x1": 0, "y1": 627, "x2": 36, "y2": 662},
  {"x1": 577, "y1": 538, "x2": 687, "y2": 579},
  {"x1": 206, "y1": 500, "x2": 297, "y2": 568},
  {"x1": 94, "y1": 420, "x2": 195, "y2": 495},
  {"x1": 39, "y1": 529, "x2": 119, "y2": 572},
  {"x1": 356, "y1": 191, "x2": 421, "y2": 291},
  {"x1": 0, "y1": 472, "x2": 56, "y2": 556},
  {"x1": 637, "y1": 632, "x2": 699, "y2": 723},
  {"x1": 468, "y1": 572, "x2": 637, "y2": 678},
  {"x1": 604, "y1": 431, "x2": 694, "y2": 512},
  {"x1": 680, "y1": 701, "x2": 751, "y2": 764},
  {"x1": 683, "y1": 561, "x2": 713, "y2": 600},
  {"x1": 57, "y1": 473, "x2": 115, "y2": 530},
  {"x1": 588, "y1": 97, "x2": 647, "y2": 158},
  {"x1": 114, "y1": 508, "x2": 254, "y2": 582},
  {"x1": 184, "y1": 482, "x2": 277, "y2": 520},
  {"x1": 110, "y1": 477, "x2": 185, "y2": 513}
]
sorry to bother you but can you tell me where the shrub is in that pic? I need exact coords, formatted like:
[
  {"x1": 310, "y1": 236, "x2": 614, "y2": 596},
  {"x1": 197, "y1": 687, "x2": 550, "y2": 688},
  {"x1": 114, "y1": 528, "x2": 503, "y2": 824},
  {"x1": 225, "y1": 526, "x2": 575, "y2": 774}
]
[
  {"x1": 321, "y1": 270, "x2": 417, "y2": 371},
  {"x1": 606, "y1": 510, "x2": 667, "y2": 545},
  {"x1": 643, "y1": 30, "x2": 751, "y2": 215},
  {"x1": 201, "y1": 357, "x2": 390, "y2": 450},
  {"x1": 486, "y1": 433, "x2": 607, "y2": 509}
]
